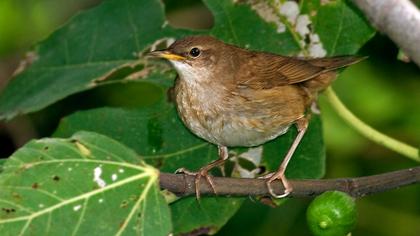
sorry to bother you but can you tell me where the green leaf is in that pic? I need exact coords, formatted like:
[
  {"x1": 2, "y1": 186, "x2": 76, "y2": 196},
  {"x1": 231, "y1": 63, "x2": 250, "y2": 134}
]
[
  {"x1": 170, "y1": 197, "x2": 243, "y2": 235},
  {"x1": 208, "y1": 0, "x2": 300, "y2": 54},
  {"x1": 0, "y1": 131, "x2": 171, "y2": 236},
  {"x1": 0, "y1": 159, "x2": 6, "y2": 173},
  {"x1": 0, "y1": 0, "x2": 191, "y2": 120},
  {"x1": 301, "y1": 0, "x2": 375, "y2": 56}
]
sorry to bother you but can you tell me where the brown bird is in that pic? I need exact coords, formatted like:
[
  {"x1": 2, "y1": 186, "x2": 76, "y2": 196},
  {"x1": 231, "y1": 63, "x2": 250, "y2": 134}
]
[{"x1": 149, "y1": 36, "x2": 363, "y2": 198}]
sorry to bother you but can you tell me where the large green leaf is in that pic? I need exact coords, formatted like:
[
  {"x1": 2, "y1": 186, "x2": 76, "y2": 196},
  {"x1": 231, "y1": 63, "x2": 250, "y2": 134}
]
[
  {"x1": 0, "y1": 131, "x2": 171, "y2": 236},
  {"x1": 0, "y1": 0, "x2": 190, "y2": 120}
]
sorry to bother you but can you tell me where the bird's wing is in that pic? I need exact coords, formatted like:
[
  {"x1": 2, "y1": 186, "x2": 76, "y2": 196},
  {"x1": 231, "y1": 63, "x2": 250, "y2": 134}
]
[
  {"x1": 235, "y1": 53, "x2": 362, "y2": 89},
  {"x1": 235, "y1": 53, "x2": 323, "y2": 89}
]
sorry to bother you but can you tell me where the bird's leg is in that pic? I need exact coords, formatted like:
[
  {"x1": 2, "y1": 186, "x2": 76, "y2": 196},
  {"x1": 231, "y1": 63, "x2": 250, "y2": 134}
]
[
  {"x1": 264, "y1": 117, "x2": 309, "y2": 198},
  {"x1": 176, "y1": 146, "x2": 229, "y2": 199}
]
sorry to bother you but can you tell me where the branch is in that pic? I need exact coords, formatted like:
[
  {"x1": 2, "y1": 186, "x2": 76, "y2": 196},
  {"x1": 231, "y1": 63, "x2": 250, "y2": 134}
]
[
  {"x1": 159, "y1": 166, "x2": 420, "y2": 198},
  {"x1": 351, "y1": 0, "x2": 420, "y2": 67},
  {"x1": 324, "y1": 88, "x2": 419, "y2": 162}
]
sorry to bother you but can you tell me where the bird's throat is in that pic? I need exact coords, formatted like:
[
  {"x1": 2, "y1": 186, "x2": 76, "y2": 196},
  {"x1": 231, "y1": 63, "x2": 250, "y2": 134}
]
[{"x1": 170, "y1": 61, "x2": 213, "y2": 84}]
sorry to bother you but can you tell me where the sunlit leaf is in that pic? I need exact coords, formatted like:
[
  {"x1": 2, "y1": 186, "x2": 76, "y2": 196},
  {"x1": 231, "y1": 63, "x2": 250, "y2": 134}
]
[{"x1": 0, "y1": 132, "x2": 171, "y2": 236}]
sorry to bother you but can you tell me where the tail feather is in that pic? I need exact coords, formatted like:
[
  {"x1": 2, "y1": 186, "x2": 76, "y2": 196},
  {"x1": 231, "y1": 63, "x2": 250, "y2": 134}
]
[
  {"x1": 302, "y1": 56, "x2": 366, "y2": 97},
  {"x1": 309, "y1": 56, "x2": 367, "y2": 71}
]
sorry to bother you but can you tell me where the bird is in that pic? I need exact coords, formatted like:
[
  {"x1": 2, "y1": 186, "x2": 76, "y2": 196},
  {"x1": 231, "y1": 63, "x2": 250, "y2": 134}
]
[{"x1": 149, "y1": 35, "x2": 363, "y2": 198}]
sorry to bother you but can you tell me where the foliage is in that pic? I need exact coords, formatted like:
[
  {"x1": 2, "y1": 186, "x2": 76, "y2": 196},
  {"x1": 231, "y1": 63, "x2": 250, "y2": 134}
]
[
  {"x1": 0, "y1": 0, "x2": 374, "y2": 235},
  {"x1": 0, "y1": 131, "x2": 171, "y2": 235}
]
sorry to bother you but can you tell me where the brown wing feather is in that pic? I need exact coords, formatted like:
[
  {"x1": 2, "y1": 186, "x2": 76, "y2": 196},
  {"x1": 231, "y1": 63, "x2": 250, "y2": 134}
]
[{"x1": 235, "y1": 52, "x2": 364, "y2": 89}]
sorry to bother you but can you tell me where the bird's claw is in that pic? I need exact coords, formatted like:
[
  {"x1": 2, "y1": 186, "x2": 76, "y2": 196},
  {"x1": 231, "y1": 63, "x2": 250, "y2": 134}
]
[
  {"x1": 260, "y1": 172, "x2": 292, "y2": 198},
  {"x1": 175, "y1": 167, "x2": 217, "y2": 199}
]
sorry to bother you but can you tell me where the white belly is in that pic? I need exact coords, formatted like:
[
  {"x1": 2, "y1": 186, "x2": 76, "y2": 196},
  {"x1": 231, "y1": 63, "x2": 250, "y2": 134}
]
[
  {"x1": 174, "y1": 78, "x2": 292, "y2": 147},
  {"x1": 176, "y1": 96, "x2": 290, "y2": 147}
]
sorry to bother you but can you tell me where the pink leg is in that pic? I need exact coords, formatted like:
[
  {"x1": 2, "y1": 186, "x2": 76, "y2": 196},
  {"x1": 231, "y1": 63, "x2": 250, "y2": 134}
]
[
  {"x1": 176, "y1": 146, "x2": 229, "y2": 199},
  {"x1": 266, "y1": 117, "x2": 309, "y2": 198}
]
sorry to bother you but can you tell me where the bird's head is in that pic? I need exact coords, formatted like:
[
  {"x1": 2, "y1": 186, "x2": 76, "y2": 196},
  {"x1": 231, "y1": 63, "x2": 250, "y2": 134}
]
[{"x1": 149, "y1": 36, "x2": 227, "y2": 82}]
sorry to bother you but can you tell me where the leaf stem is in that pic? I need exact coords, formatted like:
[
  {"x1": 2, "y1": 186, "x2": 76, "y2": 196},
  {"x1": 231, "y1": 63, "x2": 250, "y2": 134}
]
[{"x1": 324, "y1": 87, "x2": 419, "y2": 161}]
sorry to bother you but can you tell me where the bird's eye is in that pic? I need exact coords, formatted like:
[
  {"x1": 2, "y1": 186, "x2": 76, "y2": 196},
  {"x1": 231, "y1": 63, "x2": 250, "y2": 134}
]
[{"x1": 189, "y1": 47, "x2": 201, "y2": 57}]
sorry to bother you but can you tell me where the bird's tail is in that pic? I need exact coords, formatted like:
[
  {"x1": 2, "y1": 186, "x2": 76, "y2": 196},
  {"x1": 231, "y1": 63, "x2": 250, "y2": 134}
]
[
  {"x1": 302, "y1": 56, "x2": 366, "y2": 95},
  {"x1": 309, "y1": 56, "x2": 367, "y2": 71}
]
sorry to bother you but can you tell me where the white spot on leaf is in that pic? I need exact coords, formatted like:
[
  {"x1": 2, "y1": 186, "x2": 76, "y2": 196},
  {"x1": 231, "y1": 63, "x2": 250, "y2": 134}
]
[
  {"x1": 309, "y1": 43, "x2": 327, "y2": 58},
  {"x1": 111, "y1": 174, "x2": 118, "y2": 181},
  {"x1": 296, "y1": 15, "x2": 311, "y2": 36},
  {"x1": 149, "y1": 38, "x2": 176, "y2": 52},
  {"x1": 239, "y1": 146, "x2": 263, "y2": 166},
  {"x1": 295, "y1": 14, "x2": 327, "y2": 57},
  {"x1": 230, "y1": 147, "x2": 263, "y2": 178},
  {"x1": 247, "y1": 0, "x2": 327, "y2": 57},
  {"x1": 236, "y1": 165, "x2": 258, "y2": 178},
  {"x1": 93, "y1": 166, "x2": 106, "y2": 188},
  {"x1": 73, "y1": 205, "x2": 82, "y2": 211},
  {"x1": 13, "y1": 51, "x2": 39, "y2": 76},
  {"x1": 279, "y1": 1, "x2": 299, "y2": 23},
  {"x1": 250, "y1": 1, "x2": 286, "y2": 33},
  {"x1": 166, "y1": 38, "x2": 175, "y2": 47}
]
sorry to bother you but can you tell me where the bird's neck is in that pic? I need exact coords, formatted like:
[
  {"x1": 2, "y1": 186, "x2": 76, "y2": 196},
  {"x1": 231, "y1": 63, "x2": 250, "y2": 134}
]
[{"x1": 175, "y1": 73, "x2": 227, "y2": 114}]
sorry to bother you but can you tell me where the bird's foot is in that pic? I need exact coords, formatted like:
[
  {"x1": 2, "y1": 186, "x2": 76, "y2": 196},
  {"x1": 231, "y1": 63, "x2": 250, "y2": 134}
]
[
  {"x1": 175, "y1": 167, "x2": 217, "y2": 199},
  {"x1": 259, "y1": 171, "x2": 292, "y2": 198}
]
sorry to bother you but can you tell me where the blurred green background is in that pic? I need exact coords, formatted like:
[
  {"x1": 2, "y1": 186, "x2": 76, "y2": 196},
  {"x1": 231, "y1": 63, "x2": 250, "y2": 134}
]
[{"x1": 0, "y1": 0, "x2": 419, "y2": 235}]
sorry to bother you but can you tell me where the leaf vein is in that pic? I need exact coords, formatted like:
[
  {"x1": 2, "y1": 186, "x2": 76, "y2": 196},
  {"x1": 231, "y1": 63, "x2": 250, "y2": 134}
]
[
  {"x1": 115, "y1": 173, "x2": 156, "y2": 235},
  {"x1": 330, "y1": 3, "x2": 345, "y2": 55},
  {"x1": 0, "y1": 171, "x2": 153, "y2": 224}
]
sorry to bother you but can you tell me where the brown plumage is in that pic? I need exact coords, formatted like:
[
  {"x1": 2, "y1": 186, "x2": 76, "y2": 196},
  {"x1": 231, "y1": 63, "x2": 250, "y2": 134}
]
[{"x1": 149, "y1": 35, "x2": 363, "y2": 198}]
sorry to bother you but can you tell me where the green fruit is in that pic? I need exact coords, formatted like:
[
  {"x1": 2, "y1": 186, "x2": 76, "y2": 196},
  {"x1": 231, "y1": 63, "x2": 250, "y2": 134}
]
[{"x1": 307, "y1": 191, "x2": 357, "y2": 236}]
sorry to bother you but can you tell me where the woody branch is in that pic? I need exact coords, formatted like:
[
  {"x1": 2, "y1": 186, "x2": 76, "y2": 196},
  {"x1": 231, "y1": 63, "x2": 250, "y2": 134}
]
[
  {"x1": 159, "y1": 166, "x2": 420, "y2": 198},
  {"x1": 351, "y1": 0, "x2": 420, "y2": 67}
]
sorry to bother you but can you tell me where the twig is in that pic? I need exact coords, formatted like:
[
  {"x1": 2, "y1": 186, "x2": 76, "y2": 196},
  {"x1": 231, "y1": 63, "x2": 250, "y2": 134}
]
[
  {"x1": 159, "y1": 166, "x2": 420, "y2": 198},
  {"x1": 324, "y1": 87, "x2": 419, "y2": 162},
  {"x1": 351, "y1": 0, "x2": 420, "y2": 67}
]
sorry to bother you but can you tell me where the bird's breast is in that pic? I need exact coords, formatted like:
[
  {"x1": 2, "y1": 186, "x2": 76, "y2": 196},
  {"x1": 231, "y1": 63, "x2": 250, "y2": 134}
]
[{"x1": 174, "y1": 79, "x2": 292, "y2": 147}]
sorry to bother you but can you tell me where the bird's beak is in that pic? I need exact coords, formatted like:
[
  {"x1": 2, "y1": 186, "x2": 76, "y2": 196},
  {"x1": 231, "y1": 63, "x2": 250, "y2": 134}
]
[{"x1": 148, "y1": 50, "x2": 186, "y2": 61}]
